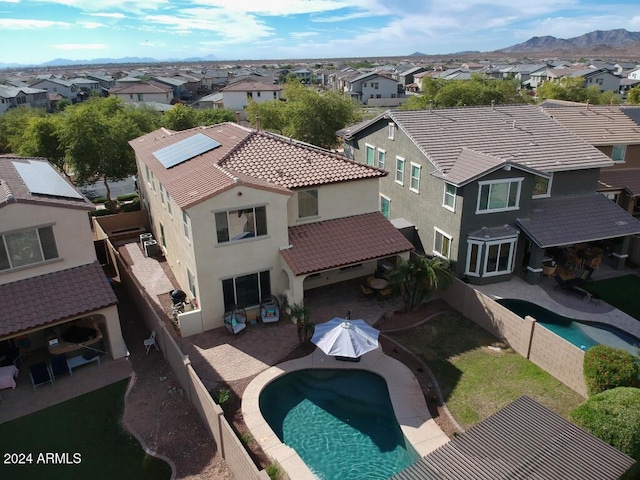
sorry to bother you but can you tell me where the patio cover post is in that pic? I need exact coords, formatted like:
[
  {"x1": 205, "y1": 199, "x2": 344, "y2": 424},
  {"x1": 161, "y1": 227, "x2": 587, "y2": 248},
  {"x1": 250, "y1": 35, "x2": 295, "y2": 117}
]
[
  {"x1": 610, "y1": 236, "x2": 631, "y2": 270},
  {"x1": 524, "y1": 243, "x2": 545, "y2": 285}
]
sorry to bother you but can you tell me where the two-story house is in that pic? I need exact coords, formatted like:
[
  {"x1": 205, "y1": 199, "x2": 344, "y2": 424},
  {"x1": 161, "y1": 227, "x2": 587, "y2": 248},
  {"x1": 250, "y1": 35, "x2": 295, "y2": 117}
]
[
  {"x1": 343, "y1": 72, "x2": 403, "y2": 106},
  {"x1": 540, "y1": 101, "x2": 640, "y2": 218},
  {"x1": 0, "y1": 84, "x2": 50, "y2": 113},
  {"x1": 338, "y1": 104, "x2": 640, "y2": 285},
  {"x1": 129, "y1": 123, "x2": 413, "y2": 335},
  {"x1": 220, "y1": 80, "x2": 283, "y2": 119},
  {"x1": 29, "y1": 78, "x2": 80, "y2": 104},
  {"x1": 109, "y1": 82, "x2": 174, "y2": 104},
  {"x1": 0, "y1": 157, "x2": 127, "y2": 365}
]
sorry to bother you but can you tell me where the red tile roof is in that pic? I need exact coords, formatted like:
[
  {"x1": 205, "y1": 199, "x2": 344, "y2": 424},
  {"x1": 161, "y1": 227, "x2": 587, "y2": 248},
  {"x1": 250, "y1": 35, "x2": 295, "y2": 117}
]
[
  {"x1": 280, "y1": 212, "x2": 414, "y2": 275},
  {"x1": 130, "y1": 123, "x2": 386, "y2": 209},
  {"x1": 0, "y1": 157, "x2": 94, "y2": 211},
  {"x1": 0, "y1": 261, "x2": 117, "y2": 338}
]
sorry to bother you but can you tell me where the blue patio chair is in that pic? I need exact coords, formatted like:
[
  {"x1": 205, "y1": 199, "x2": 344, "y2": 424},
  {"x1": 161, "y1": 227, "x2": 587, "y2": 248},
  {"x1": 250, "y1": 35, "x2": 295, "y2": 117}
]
[
  {"x1": 29, "y1": 361, "x2": 54, "y2": 391},
  {"x1": 49, "y1": 354, "x2": 72, "y2": 378}
]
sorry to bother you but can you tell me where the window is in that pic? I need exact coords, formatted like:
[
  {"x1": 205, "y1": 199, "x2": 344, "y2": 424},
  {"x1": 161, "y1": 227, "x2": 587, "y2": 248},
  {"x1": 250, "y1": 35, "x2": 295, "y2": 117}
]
[
  {"x1": 159, "y1": 183, "x2": 165, "y2": 205},
  {"x1": 377, "y1": 149, "x2": 386, "y2": 169},
  {"x1": 601, "y1": 191, "x2": 620, "y2": 203},
  {"x1": 137, "y1": 94, "x2": 143, "y2": 101},
  {"x1": 160, "y1": 223, "x2": 166, "y2": 247},
  {"x1": 395, "y1": 157, "x2": 405, "y2": 185},
  {"x1": 246, "y1": 92, "x2": 252, "y2": 99},
  {"x1": 476, "y1": 178, "x2": 523, "y2": 213},
  {"x1": 433, "y1": 228, "x2": 452, "y2": 259},
  {"x1": 410, "y1": 163, "x2": 421, "y2": 193},
  {"x1": 182, "y1": 211, "x2": 191, "y2": 242},
  {"x1": 443, "y1": 183, "x2": 456, "y2": 211},
  {"x1": 257, "y1": 92, "x2": 261, "y2": 97},
  {"x1": 465, "y1": 238, "x2": 518, "y2": 277},
  {"x1": 376, "y1": 94, "x2": 381, "y2": 99},
  {"x1": 222, "y1": 271, "x2": 270, "y2": 309},
  {"x1": 372, "y1": 82, "x2": 379, "y2": 89},
  {"x1": 532, "y1": 174, "x2": 552, "y2": 197},
  {"x1": 145, "y1": 165, "x2": 151, "y2": 185},
  {"x1": 365, "y1": 144, "x2": 375, "y2": 166},
  {"x1": 215, "y1": 206, "x2": 267, "y2": 243},
  {"x1": 188, "y1": 268, "x2": 196, "y2": 298},
  {"x1": 273, "y1": 92, "x2": 277, "y2": 98},
  {"x1": 0, "y1": 226, "x2": 58, "y2": 271},
  {"x1": 380, "y1": 195, "x2": 390, "y2": 218},
  {"x1": 167, "y1": 193, "x2": 172, "y2": 216},
  {"x1": 388, "y1": 122, "x2": 395, "y2": 140},
  {"x1": 484, "y1": 239, "x2": 517, "y2": 276},
  {"x1": 611, "y1": 145, "x2": 626, "y2": 162},
  {"x1": 298, "y1": 189, "x2": 318, "y2": 218}
]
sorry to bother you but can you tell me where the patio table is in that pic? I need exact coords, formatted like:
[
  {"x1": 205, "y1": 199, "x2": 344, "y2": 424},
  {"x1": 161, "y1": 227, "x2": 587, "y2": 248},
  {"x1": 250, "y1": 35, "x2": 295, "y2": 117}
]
[
  {"x1": 369, "y1": 278, "x2": 388, "y2": 290},
  {"x1": 0, "y1": 365, "x2": 19, "y2": 389}
]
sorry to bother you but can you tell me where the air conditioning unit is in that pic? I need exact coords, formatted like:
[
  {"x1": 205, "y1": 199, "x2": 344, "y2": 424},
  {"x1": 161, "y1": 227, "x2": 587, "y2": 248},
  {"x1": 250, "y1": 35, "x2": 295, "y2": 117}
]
[
  {"x1": 140, "y1": 232, "x2": 153, "y2": 250},
  {"x1": 143, "y1": 239, "x2": 161, "y2": 257}
]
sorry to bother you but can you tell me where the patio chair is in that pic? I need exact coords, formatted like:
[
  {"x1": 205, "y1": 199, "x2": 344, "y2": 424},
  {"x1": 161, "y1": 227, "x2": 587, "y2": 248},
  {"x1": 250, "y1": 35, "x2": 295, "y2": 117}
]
[
  {"x1": 260, "y1": 295, "x2": 280, "y2": 324},
  {"x1": 144, "y1": 331, "x2": 159, "y2": 354},
  {"x1": 49, "y1": 354, "x2": 72, "y2": 378},
  {"x1": 29, "y1": 361, "x2": 54, "y2": 391},
  {"x1": 553, "y1": 275, "x2": 588, "y2": 300},
  {"x1": 223, "y1": 304, "x2": 247, "y2": 335},
  {"x1": 360, "y1": 284, "x2": 375, "y2": 304}
]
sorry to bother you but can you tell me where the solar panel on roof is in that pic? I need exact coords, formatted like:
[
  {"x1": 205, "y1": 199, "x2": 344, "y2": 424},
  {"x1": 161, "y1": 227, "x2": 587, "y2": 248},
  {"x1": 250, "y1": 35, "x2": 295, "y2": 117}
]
[
  {"x1": 13, "y1": 160, "x2": 83, "y2": 199},
  {"x1": 153, "y1": 133, "x2": 221, "y2": 169}
]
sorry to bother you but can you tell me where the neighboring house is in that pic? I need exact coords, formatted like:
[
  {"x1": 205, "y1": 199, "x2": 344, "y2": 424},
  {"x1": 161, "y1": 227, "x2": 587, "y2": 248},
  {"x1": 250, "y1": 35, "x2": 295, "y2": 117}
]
[
  {"x1": 220, "y1": 80, "x2": 283, "y2": 119},
  {"x1": 109, "y1": 82, "x2": 174, "y2": 104},
  {"x1": 197, "y1": 92, "x2": 224, "y2": 109},
  {"x1": 292, "y1": 68, "x2": 313, "y2": 83},
  {"x1": 338, "y1": 104, "x2": 640, "y2": 286},
  {"x1": 85, "y1": 73, "x2": 117, "y2": 95},
  {"x1": 540, "y1": 101, "x2": 640, "y2": 218},
  {"x1": 396, "y1": 67, "x2": 428, "y2": 88},
  {"x1": 0, "y1": 84, "x2": 49, "y2": 113},
  {"x1": 66, "y1": 77, "x2": 101, "y2": 98},
  {"x1": 29, "y1": 78, "x2": 79, "y2": 103},
  {"x1": 569, "y1": 68, "x2": 621, "y2": 93},
  {"x1": 0, "y1": 157, "x2": 127, "y2": 364},
  {"x1": 151, "y1": 76, "x2": 189, "y2": 100},
  {"x1": 628, "y1": 67, "x2": 640, "y2": 80},
  {"x1": 129, "y1": 123, "x2": 413, "y2": 334},
  {"x1": 342, "y1": 72, "x2": 403, "y2": 106}
]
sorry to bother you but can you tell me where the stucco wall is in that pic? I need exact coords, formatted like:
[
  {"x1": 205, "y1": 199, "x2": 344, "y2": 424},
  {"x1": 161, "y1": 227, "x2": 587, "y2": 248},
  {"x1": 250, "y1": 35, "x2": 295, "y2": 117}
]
[{"x1": 0, "y1": 202, "x2": 97, "y2": 284}]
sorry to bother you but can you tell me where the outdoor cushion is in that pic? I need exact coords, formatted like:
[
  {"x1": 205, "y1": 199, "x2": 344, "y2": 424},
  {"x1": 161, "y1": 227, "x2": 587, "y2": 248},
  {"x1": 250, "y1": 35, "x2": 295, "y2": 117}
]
[{"x1": 266, "y1": 307, "x2": 276, "y2": 317}]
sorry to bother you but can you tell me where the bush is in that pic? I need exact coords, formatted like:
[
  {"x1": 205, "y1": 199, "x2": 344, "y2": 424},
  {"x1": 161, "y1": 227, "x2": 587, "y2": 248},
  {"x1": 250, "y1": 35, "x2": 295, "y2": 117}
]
[
  {"x1": 583, "y1": 345, "x2": 638, "y2": 396},
  {"x1": 89, "y1": 209, "x2": 113, "y2": 217},
  {"x1": 121, "y1": 199, "x2": 141, "y2": 212},
  {"x1": 117, "y1": 193, "x2": 139, "y2": 202},
  {"x1": 570, "y1": 387, "x2": 640, "y2": 462},
  {"x1": 265, "y1": 463, "x2": 282, "y2": 480},
  {"x1": 92, "y1": 197, "x2": 108, "y2": 204}
]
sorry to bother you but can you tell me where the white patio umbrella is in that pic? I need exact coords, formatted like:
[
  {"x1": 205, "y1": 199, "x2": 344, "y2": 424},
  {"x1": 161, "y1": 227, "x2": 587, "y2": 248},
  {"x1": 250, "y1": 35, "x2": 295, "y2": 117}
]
[{"x1": 311, "y1": 315, "x2": 380, "y2": 358}]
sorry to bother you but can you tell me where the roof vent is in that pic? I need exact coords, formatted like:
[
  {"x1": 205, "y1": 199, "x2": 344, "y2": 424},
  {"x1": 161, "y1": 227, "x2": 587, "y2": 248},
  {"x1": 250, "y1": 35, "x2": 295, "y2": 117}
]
[{"x1": 615, "y1": 220, "x2": 628, "y2": 226}]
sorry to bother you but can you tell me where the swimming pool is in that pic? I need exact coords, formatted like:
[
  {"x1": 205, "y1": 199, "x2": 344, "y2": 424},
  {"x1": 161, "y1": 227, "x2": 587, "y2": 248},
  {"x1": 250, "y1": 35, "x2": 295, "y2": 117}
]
[
  {"x1": 497, "y1": 298, "x2": 640, "y2": 356},
  {"x1": 259, "y1": 369, "x2": 417, "y2": 480}
]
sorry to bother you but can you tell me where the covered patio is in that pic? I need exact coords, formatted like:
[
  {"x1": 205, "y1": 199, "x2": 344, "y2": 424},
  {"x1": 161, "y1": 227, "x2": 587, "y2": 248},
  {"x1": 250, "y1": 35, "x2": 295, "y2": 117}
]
[{"x1": 517, "y1": 194, "x2": 640, "y2": 285}]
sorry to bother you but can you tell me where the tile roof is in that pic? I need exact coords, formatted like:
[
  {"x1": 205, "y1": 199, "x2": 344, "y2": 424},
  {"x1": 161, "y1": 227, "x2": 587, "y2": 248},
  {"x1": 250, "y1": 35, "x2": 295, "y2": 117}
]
[
  {"x1": 0, "y1": 261, "x2": 118, "y2": 338},
  {"x1": 0, "y1": 157, "x2": 94, "y2": 210},
  {"x1": 110, "y1": 82, "x2": 173, "y2": 94},
  {"x1": 222, "y1": 81, "x2": 282, "y2": 92},
  {"x1": 392, "y1": 396, "x2": 635, "y2": 480},
  {"x1": 598, "y1": 168, "x2": 640, "y2": 196},
  {"x1": 340, "y1": 105, "x2": 614, "y2": 174},
  {"x1": 516, "y1": 193, "x2": 640, "y2": 248},
  {"x1": 436, "y1": 148, "x2": 547, "y2": 187},
  {"x1": 130, "y1": 124, "x2": 385, "y2": 209},
  {"x1": 540, "y1": 103, "x2": 640, "y2": 145},
  {"x1": 280, "y1": 212, "x2": 414, "y2": 276}
]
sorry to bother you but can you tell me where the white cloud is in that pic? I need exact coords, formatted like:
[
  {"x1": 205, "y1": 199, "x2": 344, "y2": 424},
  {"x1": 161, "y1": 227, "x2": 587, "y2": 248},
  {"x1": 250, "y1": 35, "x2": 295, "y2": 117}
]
[
  {"x1": 53, "y1": 43, "x2": 109, "y2": 50},
  {"x1": 290, "y1": 31, "x2": 319, "y2": 38},
  {"x1": 0, "y1": 18, "x2": 71, "y2": 29},
  {"x1": 184, "y1": 0, "x2": 351, "y2": 16},
  {"x1": 29, "y1": 0, "x2": 168, "y2": 12},
  {"x1": 88, "y1": 12, "x2": 127, "y2": 19},
  {"x1": 76, "y1": 21, "x2": 105, "y2": 29}
]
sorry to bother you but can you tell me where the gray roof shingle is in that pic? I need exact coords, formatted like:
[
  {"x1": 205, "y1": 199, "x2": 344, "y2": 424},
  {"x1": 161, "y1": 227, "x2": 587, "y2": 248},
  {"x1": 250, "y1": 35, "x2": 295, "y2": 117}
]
[{"x1": 516, "y1": 193, "x2": 640, "y2": 248}]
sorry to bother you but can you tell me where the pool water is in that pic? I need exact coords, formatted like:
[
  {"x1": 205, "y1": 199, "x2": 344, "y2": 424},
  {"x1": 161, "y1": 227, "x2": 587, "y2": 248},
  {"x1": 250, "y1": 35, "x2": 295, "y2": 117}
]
[
  {"x1": 497, "y1": 298, "x2": 640, "y2": 356},
  {"x1": 259, "y1": 369, "x2": 417, "y2": 480}
]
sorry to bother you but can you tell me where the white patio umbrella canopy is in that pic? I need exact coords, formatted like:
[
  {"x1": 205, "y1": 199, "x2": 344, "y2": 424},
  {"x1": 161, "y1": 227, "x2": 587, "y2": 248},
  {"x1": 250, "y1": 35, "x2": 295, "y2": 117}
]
[{"x1": 311, "y1": 317, "x2": 380, "y2": 358}]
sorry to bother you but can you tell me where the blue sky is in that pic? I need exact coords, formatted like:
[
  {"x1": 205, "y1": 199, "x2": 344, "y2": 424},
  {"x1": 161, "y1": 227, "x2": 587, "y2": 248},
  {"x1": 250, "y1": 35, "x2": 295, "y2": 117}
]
[{"x1": 1, "y1": 0, "x2": 640, "y2": 65}]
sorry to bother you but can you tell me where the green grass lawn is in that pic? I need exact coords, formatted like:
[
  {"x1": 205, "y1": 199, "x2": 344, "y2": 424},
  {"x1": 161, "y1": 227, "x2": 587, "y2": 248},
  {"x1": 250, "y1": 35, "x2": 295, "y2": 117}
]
[
  {"x1": 388, "y1": 311, "x2": 585, "y2": 429},
  {"x1": 0, "y1": 379, "x2": 171, "y2": 480},
  {"x1": 582, "y1": 274, "x2": 640, "y2": 321}
]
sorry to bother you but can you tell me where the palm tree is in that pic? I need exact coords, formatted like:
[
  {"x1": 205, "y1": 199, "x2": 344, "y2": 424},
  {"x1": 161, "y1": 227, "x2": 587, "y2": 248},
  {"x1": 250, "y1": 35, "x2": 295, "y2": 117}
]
[{"x1": 389, "y1": 255, "x2": 454, "y2": 312}]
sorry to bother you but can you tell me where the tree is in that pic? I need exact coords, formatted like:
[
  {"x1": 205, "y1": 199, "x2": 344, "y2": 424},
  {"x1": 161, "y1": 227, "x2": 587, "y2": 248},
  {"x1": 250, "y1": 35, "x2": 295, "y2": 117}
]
[
  {"x1": 389, "y1": 256, "x2": 454, "y2": 312},
  {"x1": 162, "y1": 103, "x2": 198, "y2": 131},
  {"x1": 403, "y1": 74, "x2": 526, "y2": 109},
  {"x1": 628, "y1": 85, "x2": 640, "y2": 105},
  {"x1": 58, "y1": 97, "x2": 142, "y2": 206},
  {"x1": 17, "y1": 115, "x2": 68, "y2": 178},
  {"x1": 246, "y1": 81, "x2": 361, "y2": 149},
  {"x1": 536, "y1": 77, "x2": 622, "y2": 105},
  {"x1": 196, "y1": 108, "x2": 236, "y2": 126},
  {"x1": 0, "y1": 106, "x2": 46, "y2": 153},
  {"x1": 583, "y1": 345, "x2": 639, "y2": 396}
]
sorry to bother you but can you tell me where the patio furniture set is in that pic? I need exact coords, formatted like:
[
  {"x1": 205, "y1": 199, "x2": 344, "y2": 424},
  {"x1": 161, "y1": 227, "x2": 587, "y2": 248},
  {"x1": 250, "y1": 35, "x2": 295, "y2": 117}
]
[
  {"x1": 223, "y1": 295, "x2": 281, "y2": 335},
  {"x1": 360, "y1": 275, "x2": 395, "y2": 306}
]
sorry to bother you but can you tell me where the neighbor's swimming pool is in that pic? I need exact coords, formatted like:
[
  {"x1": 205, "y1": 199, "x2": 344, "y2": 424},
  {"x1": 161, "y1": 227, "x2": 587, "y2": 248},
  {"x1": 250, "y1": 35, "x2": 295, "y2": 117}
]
[
  {"x1": 497, "y1": 298, "x2": 640, "y2": 356},
  {"x1": 259, "y1": 369, "x2": 417, "y2": 480}
]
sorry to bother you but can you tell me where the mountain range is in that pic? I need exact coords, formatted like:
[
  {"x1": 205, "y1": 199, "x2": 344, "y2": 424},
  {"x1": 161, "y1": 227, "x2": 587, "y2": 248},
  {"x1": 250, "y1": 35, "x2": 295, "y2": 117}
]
[{"x1": 1, "y1": 29, "x2": 640, "y2": 69}]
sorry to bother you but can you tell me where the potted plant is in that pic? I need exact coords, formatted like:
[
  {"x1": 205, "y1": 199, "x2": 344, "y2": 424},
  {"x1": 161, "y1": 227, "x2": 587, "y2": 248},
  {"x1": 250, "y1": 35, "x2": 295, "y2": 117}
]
[{"x1": 289, "y1": 303, "x2": 315, "y2": 349}]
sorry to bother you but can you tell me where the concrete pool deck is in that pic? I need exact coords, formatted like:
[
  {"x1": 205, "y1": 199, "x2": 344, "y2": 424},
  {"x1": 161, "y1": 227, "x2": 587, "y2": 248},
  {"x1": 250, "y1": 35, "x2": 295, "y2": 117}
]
[{"x1": 242, "y1": 346, "x2": 450, "y2": 480}]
